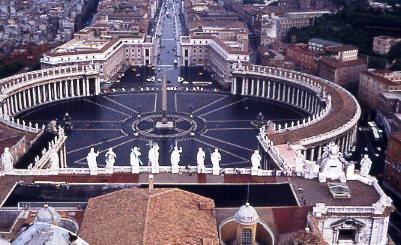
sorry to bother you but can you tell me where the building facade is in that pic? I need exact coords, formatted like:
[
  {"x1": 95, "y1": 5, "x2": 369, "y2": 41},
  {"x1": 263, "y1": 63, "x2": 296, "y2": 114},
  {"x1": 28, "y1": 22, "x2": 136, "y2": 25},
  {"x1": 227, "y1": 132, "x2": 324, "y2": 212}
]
[
  {"x1": 373, "y1": 36, "x2": 401, "y2": 55},
  {"x1": 358, "y1": 70, "x2": 401, "y2": 110}
]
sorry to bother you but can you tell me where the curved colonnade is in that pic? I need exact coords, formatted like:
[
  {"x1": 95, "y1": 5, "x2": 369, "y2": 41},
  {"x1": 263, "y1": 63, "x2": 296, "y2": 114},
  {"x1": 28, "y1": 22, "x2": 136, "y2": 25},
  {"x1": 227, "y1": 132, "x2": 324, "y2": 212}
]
[
  {"x1": 0, "y1": 65, "x2": 100, "y2": 170},
  {"x1": 231, "y1": 64, "x2": 361, "y2": 163}
]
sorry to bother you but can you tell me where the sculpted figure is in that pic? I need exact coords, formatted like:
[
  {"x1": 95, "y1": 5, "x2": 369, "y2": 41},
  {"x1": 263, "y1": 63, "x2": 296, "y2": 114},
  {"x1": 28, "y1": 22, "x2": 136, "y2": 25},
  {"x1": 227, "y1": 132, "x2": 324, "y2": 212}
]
[
  {"x1": 360, "y1": 154, "x2": 372, "y2": 177},
  {"x1": 105, "y1": 148, "x2": 116, "y2": 168},
  {"x1": 170, "y1": 146, "x2": 182, "y2": 173},
  {"x1": 251, "y1": 150, "x2": 262, "y2": 171},
  {"x1": 197, "y1": 147, "x2": 206, "y2": 173},
  {"x1": 148, "y1": 144, "x2": 160, "y2": 174},
  {"x1": 87, "y1": 148, "x2": 99, "y2": 175},
  {"x1": 211, "y1": 148, "x2": 221, "y2": 175},
  {"x1": 1, "y1": 147, "x2": 13, "y2": 171},
  {"x1": 130, "y1": 147, "x2": 142, "y2": 173},
  {"x1": 318, "y1": 143, "x2": 347, "y2": 183}
]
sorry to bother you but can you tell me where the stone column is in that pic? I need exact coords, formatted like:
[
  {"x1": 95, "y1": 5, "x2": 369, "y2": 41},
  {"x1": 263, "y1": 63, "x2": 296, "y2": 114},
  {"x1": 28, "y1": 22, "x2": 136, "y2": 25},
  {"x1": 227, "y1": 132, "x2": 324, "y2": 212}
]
[
  {"x1": 11, "y1": 96, "x2": 15, "y2": 114},
  {"x1": 42, "y1": 85, "x2": 46, "y2": 102},
  {"x1": 86, "y1": 78, "x2": 90, "y2": 95},
  {"x1": 262, "y1": 80, "x2": 266, "y2": 97},
  {"x1": 27, "y1": 89, "x2": 32, "y2": 107},
  {"x1": 256, "y1": 79, "x2": 260, "y2": 96},
  {"x1": 22, "y1": 91, "x2": 27, "y2": 109},
  {"x1": 310, "y1": 148, "x2": 315, "y2": 161},
  {"x1": 48, "y1": 83, "x2": 52, "y2": 101},
  {"x1": 297, "y1": 89, "x2": 301, "y2": 107},
  {"x1": 58, "y1": 81, "x2": 63, "y2": 99},
  {"x1": 241, "y1": 78, "x2": 245, "y2": 95},
  {"x1": 287, "y1": 85, "x2": 291, "y2": 103},
  {"x1": 267, "y1": 81, "x2": 271, "y2": 98},
  {"x1": 317, "y1": 145, "x2": 322, "y2": 160},
  {"x1": 64, "y1": 80, "x2": 68, "y2": 97},
  {"x1": 95, "y1": 77, "x2": 101, "y2": 95},
  {"x1": 32, "y1": 87, "x2": 37, "y2": 106},
  {"x1": 6, "y1": 99, "x2": 11, "y2": 115},
  {"x1": 272, "y1": 82, "x2": 276, "y2": 99},
  {"x1": 18, "y1": 92, "x2": 22, "y2": 111},
  {"x1": 70, "y1": 80, "x2": 74, "y2": 97},
  {"x1": 53, "y1": 82, "x2": 57, "y2": 100},
  {"x1": 231, "y1": 77, "x2": 236, "y2": 95},
  {"x1": 250, "y1": 78, "x2": 255, "y2": 96}
]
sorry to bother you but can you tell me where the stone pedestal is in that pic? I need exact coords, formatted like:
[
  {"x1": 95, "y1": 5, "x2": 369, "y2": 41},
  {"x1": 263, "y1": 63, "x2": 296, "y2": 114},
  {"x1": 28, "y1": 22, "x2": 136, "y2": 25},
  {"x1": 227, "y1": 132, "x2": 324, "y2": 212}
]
[
  {"x1": 171, "y1": 165, "x2": 179, "y2": 174},
  {"x1": 212, "y1": 167, "x2": 220, "y2": 175}
]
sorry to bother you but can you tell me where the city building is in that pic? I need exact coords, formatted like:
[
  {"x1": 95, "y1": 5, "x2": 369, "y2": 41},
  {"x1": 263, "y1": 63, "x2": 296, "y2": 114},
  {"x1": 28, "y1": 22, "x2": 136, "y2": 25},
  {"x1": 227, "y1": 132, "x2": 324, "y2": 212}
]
[
  {"x1": 319, "y1": 45, "x2": 367, "y2": 88},
  {"x1": 260, "y1": 11, "x2": 330, "y2": 45},
  {"x1": 41, "y1": 0, "x2": 156, "y2": 82},
  {"x1": 308, "y1": 38, "x2": 341, "y2": 54},
  {"x1": 373, "y1": 36, "x2": 401, "y2": 55},
  {"x1": 285, "y1": 43, "x2": 319, "y2": 73},
  {"x1": 384, "y1": 131, "x2": 401, "y2": 197},
  {"x1": 180, "y1": 0, "x2": 250, "y2": 86},
  {"x1": 377, "y1": 91, "x2": 401, "y2": 136},
  {"x1": 358, "y1": 70, "x2": 401, "y2": 110}
]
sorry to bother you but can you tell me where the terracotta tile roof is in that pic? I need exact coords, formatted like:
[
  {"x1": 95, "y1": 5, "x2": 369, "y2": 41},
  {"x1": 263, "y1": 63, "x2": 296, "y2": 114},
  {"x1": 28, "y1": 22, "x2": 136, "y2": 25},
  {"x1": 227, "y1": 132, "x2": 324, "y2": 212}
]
[
  {"x1": 79, "y1": 188, "x2": 218, "y2": 245},
  {"x1": 268, "y1": 78, "x2": 358, "y2": 146}
]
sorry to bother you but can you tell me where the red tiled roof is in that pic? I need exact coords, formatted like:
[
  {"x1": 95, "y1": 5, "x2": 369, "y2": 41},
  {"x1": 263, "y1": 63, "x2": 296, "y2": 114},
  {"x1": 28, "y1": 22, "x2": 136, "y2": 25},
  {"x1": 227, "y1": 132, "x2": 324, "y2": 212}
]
[{"x1": 79, "y1": 188, "x2": 219, "y2": 245}]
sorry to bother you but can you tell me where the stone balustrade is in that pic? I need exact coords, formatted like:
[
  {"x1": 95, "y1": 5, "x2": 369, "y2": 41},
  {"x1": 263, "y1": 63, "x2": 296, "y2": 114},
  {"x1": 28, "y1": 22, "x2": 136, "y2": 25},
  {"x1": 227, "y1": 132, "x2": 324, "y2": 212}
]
[
  {"x1": 0, "y1": 166, "x2": 294, "y2": 177},
  {"x1": 31, "y1": 129, "x2": 67, "y2": 170}
]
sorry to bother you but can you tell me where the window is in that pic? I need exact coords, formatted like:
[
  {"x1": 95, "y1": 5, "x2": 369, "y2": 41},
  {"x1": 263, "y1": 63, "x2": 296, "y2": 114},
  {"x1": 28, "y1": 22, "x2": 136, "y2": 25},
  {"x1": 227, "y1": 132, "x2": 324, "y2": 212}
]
[
  {"x1": 241, "y1": 228, "x2": 252, "y2": 245},
  {"x1": 338, "y1": 229, "x2": 356, "y2": 242}
]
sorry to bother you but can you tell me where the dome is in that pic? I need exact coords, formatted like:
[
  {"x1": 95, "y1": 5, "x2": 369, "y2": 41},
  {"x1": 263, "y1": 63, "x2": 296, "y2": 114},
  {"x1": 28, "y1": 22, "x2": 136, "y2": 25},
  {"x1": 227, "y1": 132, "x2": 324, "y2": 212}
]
[
  {"x1": 35, "y1": 205, "x2": 61, "y2": 225},
  {"x1": 234, "y1": 203, "x2": 259, "y2": 225}
]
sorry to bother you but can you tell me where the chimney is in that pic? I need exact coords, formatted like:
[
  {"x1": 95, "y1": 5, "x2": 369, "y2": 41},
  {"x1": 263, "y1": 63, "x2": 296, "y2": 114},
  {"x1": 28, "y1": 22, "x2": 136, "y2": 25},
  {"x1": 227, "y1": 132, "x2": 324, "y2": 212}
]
[{"x1": 148, "y1": 174, "x2": 154, "y2": 192}]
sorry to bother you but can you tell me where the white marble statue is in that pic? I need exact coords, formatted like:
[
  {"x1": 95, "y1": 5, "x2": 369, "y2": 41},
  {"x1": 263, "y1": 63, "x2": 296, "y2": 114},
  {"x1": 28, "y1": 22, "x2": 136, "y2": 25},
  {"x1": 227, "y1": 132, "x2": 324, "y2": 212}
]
[
  {"x1": 211, "y1": 148, "x2": 221, "y2": 175},
  {"x1": 318, "y1": 143, "x2": 347, "y2": 183},
  {"x1": 1, "y1": 147, "x2": 13, "y2": 171},
  {"x1": 251, "y1": 150, "x2": 262, "y2": 173},
  {"x1": 197, "y1": 147, "x2": 206, "y2": 173},
  {"x1": 130, "y1": 147, "x2": 142, "y2": 174},
  {"x1": 148, "y1": 144, "x2": 160, "y2": 174},
  {"x1": 360, "y1": 154, "x2": 372, "y2": 177},
  {"x1": 170, "y1": 146, "x2": 182, "y2": 174},
  {"x1": 86, "y1": 148, "x2": 99, "y2": 175},
  {"x1": 49, "y1": 150, "x2": 59, "y2": 170},
  {"x1": 105, "y1": 148, "x2": 116, "y2": 173}
]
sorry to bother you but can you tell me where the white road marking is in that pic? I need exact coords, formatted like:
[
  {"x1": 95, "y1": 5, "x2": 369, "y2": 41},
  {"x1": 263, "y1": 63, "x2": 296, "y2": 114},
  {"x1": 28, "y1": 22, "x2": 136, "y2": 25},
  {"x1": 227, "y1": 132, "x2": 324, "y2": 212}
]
[
  {"x1": 206, "y1": 128, "x2": 255, "y2": 131},
  {"x1": 199, "y1": 98, "x2": 247, "y2": 117},
  {"x1": 192, "y1": 95, "x2": 228, "y2": 114},
  {"x1": 67, "y1": 135, "x2": 128, "y2": 154},
  {"x1": 193, "y1": 138, "x2": 248, "y2": 161},
  {"x1": 73, "y1": 137, "x2": 139, "y2": 165},
  {"x1": 201, "y1": 133, "x2": 254, "y2": 152},
  {"x1": 104, "y1": 96, "x2": 138, "y2": 113},
  {"x1": 84, "y1": 99, "x2": 131, "y2": 117}
]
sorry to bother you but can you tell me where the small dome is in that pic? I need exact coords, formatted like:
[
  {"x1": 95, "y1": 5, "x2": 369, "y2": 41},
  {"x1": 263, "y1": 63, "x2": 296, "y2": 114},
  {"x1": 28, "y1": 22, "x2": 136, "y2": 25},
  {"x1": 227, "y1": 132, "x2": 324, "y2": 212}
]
[
  {"x1": 235, "y1": 203, "x2": 259, "y2": 225},
  {"x1": 35, "y1": 204, "x2": 61, "y2": 225}
]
